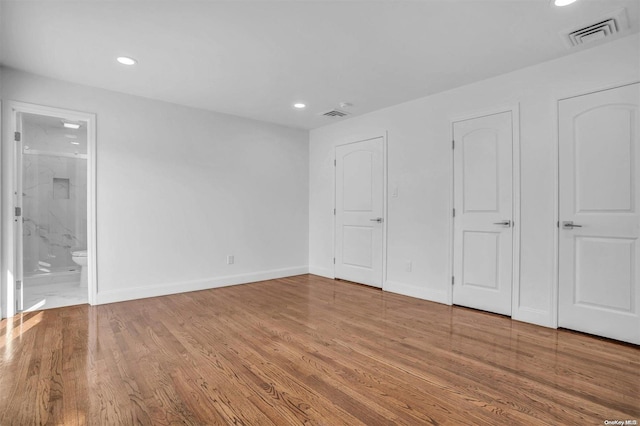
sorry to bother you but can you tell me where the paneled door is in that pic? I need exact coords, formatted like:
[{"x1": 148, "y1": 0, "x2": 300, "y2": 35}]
[
  {"x1": 335, "y1": 137, "x2": 384, "y2": 288},
  {"x1": 558, "y1": 83, "x2": 640, "y2": 345},
  {"x1": 453, "y1": 112, "x2": 514, "y2": 316}
]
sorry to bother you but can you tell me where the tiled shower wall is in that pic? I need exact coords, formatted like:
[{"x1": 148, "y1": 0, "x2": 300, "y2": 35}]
[{"x1": 22, "y1": 154, "x2": 87, "y2": 274}]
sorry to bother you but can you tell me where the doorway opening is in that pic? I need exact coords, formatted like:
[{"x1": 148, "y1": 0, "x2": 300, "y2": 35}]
[{"x1": 9, "y1": 103, "x2": 97, "y2": 314}]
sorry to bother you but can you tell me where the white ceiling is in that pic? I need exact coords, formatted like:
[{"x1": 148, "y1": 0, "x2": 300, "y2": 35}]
[{"x1": 1, "y1": 0, "x2": 638, "y2": 130}]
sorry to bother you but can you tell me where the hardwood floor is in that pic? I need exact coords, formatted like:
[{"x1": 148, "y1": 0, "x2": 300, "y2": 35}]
[{"x1": 1, "y1": 274, "x2": 638, "y2": 425}]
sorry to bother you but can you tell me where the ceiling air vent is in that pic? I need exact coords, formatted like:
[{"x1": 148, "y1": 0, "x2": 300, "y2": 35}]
[
  {"x1": 321, "y1": 109, "x2": 350, "y2": 118},
  {"x1": 563, "y1": 9, "x2": 628, "y2": 48}
]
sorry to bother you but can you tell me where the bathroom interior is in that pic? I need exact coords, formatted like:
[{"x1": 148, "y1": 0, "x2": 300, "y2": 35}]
[{"x1": 19, "y1": 112, "x2": 88, "y2": 311}]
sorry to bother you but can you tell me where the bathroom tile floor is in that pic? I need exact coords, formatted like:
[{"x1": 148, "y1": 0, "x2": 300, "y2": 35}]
[{"x1": 23, "y1": 281, "x2": 88, "y2": 311}]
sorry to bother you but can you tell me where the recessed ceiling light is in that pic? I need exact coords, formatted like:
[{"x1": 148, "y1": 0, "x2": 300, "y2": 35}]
[
  {"x1": 63, "y1": 122, "x2": 81, "y2": 129},
  {"x1": 117, "y1": 56, "x2": 137, "y2": 65},
  {"x1": 554, "y1": 0, "x2": 578, "y2": 6},
  {"x1": 70, "y1": 141, "x2": 80, "y2": 145},
  {"x1": 293, "y1": 103, "x2": 306, "y2": 109}
]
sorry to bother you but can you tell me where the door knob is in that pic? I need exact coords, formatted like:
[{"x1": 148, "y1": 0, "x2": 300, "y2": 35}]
[
  {"x1": 563, "y1": 221, "x2": 582, "y2": 229},
  {"x1": 493, "y1": 220, "x2": 512, "y2": 227},
  {"x1": 370, "y1": 218, "x2": 384, "y2": 223}
]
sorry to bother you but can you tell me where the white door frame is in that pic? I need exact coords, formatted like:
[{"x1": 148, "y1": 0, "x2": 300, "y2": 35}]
[
  {"x1": 553, "y1": 79, "x2": 640, "y2": 328},
  {"x1": 3, "y1": 101, "x2": 97, "y2": 316},
  {"x1": 0, "y1": 100, "x2": 3, "y2": 319},
  {"x1": 333, "y1": 132, "x2": 388, "y2": 288},
  {"x1": 449, "y1": 104, "x2": 521, "y2": 312}
]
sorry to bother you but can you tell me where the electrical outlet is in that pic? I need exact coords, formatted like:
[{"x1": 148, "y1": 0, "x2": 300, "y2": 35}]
[{"x1": 227, "y1": 255, "x2": 234, "y2": 265}]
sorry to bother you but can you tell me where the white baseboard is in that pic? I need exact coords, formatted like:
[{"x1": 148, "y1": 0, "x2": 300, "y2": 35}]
[
  {"x1": 95, "y1": 266, "x2": 309, "y2": 305},
  {"x1": 384, "y1": 280, "x2": 449, "y2": 305},
  {"x1": 308, "y1": 265, "x2": 334, "y2": 279}
]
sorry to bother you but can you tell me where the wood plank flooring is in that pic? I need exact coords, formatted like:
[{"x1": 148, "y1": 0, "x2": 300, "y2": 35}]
[{"x1": 1, "y1": 274, "x2": 638, "y2": 425}]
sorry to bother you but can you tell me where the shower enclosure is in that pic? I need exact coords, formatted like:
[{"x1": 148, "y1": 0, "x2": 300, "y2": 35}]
[{"x1": 15, "y1": 111, "x2": 89, "y2": 311}]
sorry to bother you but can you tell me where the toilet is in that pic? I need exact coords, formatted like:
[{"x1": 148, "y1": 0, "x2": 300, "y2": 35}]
[{"x1": 71, "y1": 250, "x2": 88, "y2": 288}]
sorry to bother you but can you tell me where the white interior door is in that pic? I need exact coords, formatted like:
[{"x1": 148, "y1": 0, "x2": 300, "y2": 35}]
[
  {"x1": 558, "y1": 83, "x2": 640, "y2": 345},
  {"x1": 453, "y1": 111, "x2": 513, "y2": 316},
  {"x1": 335, "y1": 137, "x2": 384, "y2": 288}
]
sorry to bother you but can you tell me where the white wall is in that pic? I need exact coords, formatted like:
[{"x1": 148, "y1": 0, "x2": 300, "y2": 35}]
[
  {"x1": 309, "y1": 34, "x2": 640, "y2": 328},
  {"x1": 1, "y1": 68, "x2": 309, "y2": 314}
]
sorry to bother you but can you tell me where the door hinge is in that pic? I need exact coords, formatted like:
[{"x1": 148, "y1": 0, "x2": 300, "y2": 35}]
[
  {"x1": 333, "y1": 257, "x2": 336, "y2": 264},
  {"x1": 557, "y1": 221, "x2": 559, "y2": 228},
  {"x1": 334, "y1": 159, "x2": 336, "y2": 166},
  {"x1": 452, "y1": 140, "x2": 455, "y2": 150},
  {"x1": 15, "y1": 207, "x2": 21, "y2": 217},
  {"x1": 452, "y1": 208, "x2": 455, "y2": 218},
  {"x1": 452, "y1": 276, "x2": 454, "y2": 285},
  {"x1": 333, "y1": 208, "x2": 336, "y2": 215},
  {"x1": 14, "y1": 131, "x2": 21, "y2": 142}
]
